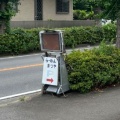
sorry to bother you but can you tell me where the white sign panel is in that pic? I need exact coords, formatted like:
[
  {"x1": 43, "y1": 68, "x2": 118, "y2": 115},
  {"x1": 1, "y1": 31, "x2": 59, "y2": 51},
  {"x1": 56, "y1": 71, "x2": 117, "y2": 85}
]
[{"x1": 42, "y1": 57, "x2": 58, "y2": 86}]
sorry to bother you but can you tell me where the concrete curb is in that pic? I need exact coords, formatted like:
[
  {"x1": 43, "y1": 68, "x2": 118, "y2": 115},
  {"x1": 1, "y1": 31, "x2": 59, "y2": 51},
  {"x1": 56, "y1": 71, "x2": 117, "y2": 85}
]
[{"x1": 0, "y1": 90, "x2": 41, "y2": 107}]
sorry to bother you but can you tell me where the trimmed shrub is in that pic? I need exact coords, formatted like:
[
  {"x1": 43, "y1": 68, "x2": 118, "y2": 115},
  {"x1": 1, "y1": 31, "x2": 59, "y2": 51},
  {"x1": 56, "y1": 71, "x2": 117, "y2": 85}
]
[
  {"x1": 65, "y1": 42, "x2": 120, "y2": 93},
  {"x1": 0, "y1": 24, "x2": 117, "y2": 55},
  {"x1": 63, "y1": 24, "x2": 116, "y2": 48},
  {"x1": 102, "y1": 23, "x2": 116, "y2": 43},
  {"x1": 0, "y1": 28, "x2": 41, "y2": 55}
]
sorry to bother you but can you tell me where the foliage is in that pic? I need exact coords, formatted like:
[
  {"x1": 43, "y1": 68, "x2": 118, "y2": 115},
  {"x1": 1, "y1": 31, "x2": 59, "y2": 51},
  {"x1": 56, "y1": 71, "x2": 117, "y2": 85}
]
[
  {"x1": 102, "y1": 23, "x2": 116, "y2": 42},
  {"x1": 101, "y1": 0, "x2": 120, "y2": 20},
  {"x1": 73, "y1": 10, "x2": 94, "y2": 20},
  {"x1": 0, "y1": 0, "x2": 19, "y2": 33},
  {"x1": 64, "y1": 24, "x2": 116, "y2": 48},
  {"x1": 0, "y1": 24, "x2": 116, "y2": 55},
  {"x1": 73, "y1": 0, "x2": 120, "y2": 20},
  {"x1": 0, "y1": 28, "x2": 40, "y2": 55},
  {"x1": 65, "y1": 42, "x2": 120, "y2": 93},
  {"x1": 73, "y1": 0, "x2": 103, "y2": 11},
  {"x1": 73, "y1": 0, "x2": 105, "y2": 17}
]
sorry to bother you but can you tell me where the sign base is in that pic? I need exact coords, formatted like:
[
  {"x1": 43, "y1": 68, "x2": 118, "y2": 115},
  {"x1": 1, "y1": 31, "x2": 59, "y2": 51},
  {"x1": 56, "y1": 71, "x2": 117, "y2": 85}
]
[
  {"x1": 45, "y1": 83, "x2": 69, "y2": 95},
  {"x1": 46, "y1": 86, "x2": 58, "y2": 93},
  {"x1": 41, "y1": 54, "x2": 69, "y2": 95}
]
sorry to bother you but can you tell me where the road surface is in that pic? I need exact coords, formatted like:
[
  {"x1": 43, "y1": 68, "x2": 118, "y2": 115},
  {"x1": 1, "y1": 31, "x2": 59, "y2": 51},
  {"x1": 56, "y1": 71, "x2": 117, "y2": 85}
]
[{"x1": 0, "y1": 53, "x2": 43, "y2": 98}]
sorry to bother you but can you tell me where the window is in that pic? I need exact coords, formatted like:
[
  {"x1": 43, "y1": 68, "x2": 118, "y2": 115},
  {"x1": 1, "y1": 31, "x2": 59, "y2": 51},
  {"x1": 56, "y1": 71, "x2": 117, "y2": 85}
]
[
  {"x1": 56, "y1": 0, "x2": 69, "y2": 13},
  {"x1": 35, "y1": 0, "x2": 43, "y2": 20}
]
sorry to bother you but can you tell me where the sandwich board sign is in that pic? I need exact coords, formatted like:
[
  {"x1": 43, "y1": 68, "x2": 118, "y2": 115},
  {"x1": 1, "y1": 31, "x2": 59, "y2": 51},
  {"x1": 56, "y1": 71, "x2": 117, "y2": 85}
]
[{"x1": 42, "y1": 57, "x2": 58, "y2": 86}]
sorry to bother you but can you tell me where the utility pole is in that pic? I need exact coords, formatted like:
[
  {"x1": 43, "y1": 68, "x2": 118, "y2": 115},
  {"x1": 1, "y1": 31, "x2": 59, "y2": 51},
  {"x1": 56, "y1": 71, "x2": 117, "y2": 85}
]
[
  {"x1": 116, "y1": 0, "x2": 120, "y2": 48},
  {"x1": 116, "y1": 19, "x2": 120, "y2": 48}
]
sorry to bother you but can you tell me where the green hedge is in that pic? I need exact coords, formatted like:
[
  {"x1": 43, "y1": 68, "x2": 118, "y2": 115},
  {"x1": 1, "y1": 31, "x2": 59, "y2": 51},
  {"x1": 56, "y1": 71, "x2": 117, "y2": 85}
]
[
  {"x1": 0, "y1": 24, "x2": 116, "y2": 55},
  {"x1": 0, "y1": 28, "x2": 41, "y2": 55},
  {"x1": 65, "y1": 42, "x2": 120, "y2": 93},
  {"x1": 64, "y1": 24, "x2": 116, "y2": 48}
]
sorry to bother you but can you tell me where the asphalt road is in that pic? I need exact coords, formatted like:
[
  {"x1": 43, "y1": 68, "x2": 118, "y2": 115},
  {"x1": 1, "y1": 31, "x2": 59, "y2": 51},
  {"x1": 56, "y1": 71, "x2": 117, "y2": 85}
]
[{"x1": 0, "y1": 53, "x2": 43, "y2": 98}]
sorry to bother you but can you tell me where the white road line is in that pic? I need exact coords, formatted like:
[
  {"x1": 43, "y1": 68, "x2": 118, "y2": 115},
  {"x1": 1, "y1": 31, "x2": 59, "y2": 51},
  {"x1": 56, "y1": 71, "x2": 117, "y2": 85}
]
[
  {"x1": 0, "y1": 53, "x2": 42, "y2": 60},
  {"x1": 0, "y1": 89, "x2": 41, "y2": 101}
]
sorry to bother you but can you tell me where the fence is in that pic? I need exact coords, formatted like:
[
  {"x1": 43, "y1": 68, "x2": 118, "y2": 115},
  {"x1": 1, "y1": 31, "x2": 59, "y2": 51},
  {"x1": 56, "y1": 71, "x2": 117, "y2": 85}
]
[{"x1": 10, "y1": 20, "x2": 100, "y2": 28}]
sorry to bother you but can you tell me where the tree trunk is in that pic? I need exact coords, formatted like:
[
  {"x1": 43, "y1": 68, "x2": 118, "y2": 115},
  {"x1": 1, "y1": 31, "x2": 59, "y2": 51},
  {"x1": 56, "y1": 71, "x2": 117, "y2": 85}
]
[
  {"x1": 0, "y1": 2, "x2": 6, "y2": 34},
  {"x1": 94, "y1": 6, "x2": 102, "y2": 14},
  {"x1": 0, "y1": 23, "x2": 5, "y2": 34},
  {"x1": 116, "y1": 18, "x2": 120, "y2": 48}
]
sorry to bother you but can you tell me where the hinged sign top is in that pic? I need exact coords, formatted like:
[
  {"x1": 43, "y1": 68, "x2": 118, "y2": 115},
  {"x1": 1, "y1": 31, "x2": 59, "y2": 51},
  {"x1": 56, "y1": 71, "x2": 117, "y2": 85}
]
[
  {"x1": 39, "y1": 30, "x2": 64, "y2": 52},
  {"x1": 42, "y1": 57, "x2": 58, "y2": 86}
]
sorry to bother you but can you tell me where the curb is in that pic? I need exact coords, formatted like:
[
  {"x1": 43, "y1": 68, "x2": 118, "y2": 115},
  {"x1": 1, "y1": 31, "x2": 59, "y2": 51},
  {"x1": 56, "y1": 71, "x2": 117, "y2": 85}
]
[{"x1": 0, "y1": 90, "x2": 41, "y2": 107}]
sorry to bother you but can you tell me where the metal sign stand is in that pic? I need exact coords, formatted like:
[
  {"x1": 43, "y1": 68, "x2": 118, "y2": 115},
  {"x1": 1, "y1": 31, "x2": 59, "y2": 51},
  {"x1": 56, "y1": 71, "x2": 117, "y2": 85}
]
[{"x1": 39, "y1": 30, "x2": 69, "y2": 96}]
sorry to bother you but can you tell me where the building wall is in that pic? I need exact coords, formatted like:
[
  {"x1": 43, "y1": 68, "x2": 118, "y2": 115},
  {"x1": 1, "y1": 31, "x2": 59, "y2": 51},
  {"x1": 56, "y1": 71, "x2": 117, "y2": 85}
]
[
  {"x1": 11, "y1": 0, "x2": 34, "y2": 21},
  {"x1": 43, "y1": 0, "x2": 73, "y2": 20},
  {"x1": 11, "y1": 0, "x2": 73, "y2": 21}
]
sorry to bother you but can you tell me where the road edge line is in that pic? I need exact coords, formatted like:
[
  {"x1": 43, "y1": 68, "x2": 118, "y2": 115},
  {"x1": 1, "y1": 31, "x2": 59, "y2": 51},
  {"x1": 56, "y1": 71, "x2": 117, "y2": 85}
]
[{"x1": 0, "y1": 89, "x2": 41, "y2": 101}]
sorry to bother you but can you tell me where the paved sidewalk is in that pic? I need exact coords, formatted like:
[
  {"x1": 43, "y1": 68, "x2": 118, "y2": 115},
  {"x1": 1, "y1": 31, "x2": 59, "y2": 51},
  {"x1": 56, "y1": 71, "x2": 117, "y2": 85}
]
[{"x1": 0, "y1": 85, "x2": 120, "y2": 120}]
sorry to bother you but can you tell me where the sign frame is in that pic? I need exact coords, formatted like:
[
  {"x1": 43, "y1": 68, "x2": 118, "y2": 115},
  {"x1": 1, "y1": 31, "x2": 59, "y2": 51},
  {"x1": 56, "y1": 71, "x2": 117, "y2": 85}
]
[{"x1": 39, "y1": 30, "x2": 63, "y2": 52}]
